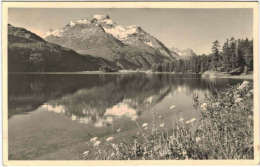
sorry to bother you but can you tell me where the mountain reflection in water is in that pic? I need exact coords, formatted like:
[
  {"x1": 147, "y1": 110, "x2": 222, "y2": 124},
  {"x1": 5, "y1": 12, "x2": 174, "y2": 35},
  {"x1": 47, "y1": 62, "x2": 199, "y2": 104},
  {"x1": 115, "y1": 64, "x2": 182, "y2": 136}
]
[{"x1": 8, "y1": 73, "x2": 242, "y2": 127}]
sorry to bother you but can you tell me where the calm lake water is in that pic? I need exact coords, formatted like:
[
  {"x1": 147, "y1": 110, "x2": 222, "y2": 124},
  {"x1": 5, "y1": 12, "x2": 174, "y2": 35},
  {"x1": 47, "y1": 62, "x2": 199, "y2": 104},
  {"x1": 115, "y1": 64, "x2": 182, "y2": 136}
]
[{"x1": 8, "y1": 73, "x2": 244, "y2": 160}]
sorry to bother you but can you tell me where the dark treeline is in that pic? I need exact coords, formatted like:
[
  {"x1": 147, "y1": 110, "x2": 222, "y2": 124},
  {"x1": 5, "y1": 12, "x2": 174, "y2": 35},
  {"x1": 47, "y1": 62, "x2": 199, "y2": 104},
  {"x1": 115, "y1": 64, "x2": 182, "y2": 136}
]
[{"x1": 152, "y1": 38, "x2": 253, "y2": 74}]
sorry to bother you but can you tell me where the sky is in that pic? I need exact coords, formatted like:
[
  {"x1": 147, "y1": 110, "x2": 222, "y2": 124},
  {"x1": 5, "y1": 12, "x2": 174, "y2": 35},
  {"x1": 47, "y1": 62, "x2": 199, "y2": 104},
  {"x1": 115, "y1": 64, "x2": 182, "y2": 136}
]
[{"x1": 8, "y1": 8, "x2": 253, "y2": 54}]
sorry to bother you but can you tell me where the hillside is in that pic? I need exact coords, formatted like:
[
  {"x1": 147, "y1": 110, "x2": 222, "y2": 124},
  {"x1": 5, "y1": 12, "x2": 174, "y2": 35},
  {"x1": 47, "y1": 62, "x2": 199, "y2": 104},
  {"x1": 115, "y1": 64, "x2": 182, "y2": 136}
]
[{"x1": 8, "y1": 24, "x2": 117, "y2": 72}]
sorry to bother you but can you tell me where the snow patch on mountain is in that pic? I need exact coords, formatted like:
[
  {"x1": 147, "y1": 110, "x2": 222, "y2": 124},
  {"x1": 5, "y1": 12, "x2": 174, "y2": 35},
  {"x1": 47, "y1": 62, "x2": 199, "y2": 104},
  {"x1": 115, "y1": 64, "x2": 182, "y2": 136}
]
[
  {"x1": 93, "y1": 14, "x2": 110, "y2": 20},
  {"x1": 102, "y1": 19, "x2": 114, "y2": 25},
  {"x1": 145, "y1": 41, "x2": 154, "y2": 47},
  {"x1": 69, "y1": 21, "x2": 76, "y2": 27},
  {"x1": 103, "y1": 25, "x2": 139, "y2": 40},
  {"x1": 75, "y1": 19, "x2": 91, "y2": 24},
  {"x1": 68, "y1": 19, "x2": 91, "y2": 27},
  {"x1": 44, "y1": 29, "x2": 64, "y2": 38}
]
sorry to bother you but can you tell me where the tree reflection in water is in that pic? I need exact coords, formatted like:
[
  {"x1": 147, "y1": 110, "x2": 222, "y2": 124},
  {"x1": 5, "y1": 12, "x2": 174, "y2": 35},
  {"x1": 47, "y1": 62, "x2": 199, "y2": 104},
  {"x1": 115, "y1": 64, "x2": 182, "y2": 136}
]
[{"x1": 8, "y1": 73, "x2": 242, "y2": 125}]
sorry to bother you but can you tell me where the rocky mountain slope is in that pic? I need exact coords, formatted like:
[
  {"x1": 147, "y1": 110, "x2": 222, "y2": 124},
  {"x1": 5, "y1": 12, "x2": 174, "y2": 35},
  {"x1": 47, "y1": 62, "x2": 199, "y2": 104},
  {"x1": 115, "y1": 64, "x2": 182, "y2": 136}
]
[
  {"x1": 171, "y1": 47, "x2": 196, "y2": 59},
  {"x1": 45, "y1": 14, "x2": 175, "y2": 69},
  {"x1": 8, "y1": 24, "x2": 117, "y2": 72}
]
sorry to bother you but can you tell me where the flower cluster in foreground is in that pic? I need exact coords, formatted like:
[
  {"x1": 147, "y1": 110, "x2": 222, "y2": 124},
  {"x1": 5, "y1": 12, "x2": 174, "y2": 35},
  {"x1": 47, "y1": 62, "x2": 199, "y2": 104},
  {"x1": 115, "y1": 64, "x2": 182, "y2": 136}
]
[{"x1": 81, "y1": 81, "x2": 253, "y2": 160}]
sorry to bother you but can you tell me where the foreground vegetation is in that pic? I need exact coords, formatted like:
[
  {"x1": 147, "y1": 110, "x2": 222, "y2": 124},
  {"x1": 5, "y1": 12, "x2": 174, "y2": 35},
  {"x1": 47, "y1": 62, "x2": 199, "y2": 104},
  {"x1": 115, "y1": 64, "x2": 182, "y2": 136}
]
[{"x1": 81, "y1": 81, "x2": 253, "y2": 160}]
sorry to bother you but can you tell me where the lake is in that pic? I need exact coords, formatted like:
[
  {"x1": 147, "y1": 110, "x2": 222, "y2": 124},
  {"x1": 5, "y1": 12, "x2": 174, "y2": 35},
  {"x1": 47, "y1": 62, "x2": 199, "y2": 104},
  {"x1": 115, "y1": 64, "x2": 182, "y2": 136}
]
[{"x1": 8, "y1": 73, "x2": 244, "y2": 160}]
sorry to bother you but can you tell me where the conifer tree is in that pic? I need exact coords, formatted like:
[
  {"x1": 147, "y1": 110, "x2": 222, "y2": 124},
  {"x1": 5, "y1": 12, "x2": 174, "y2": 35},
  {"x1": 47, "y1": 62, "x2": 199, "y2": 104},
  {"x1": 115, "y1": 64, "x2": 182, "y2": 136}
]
[{"x1": 211, "y1": 40, "x2": 220, "y2": 70}]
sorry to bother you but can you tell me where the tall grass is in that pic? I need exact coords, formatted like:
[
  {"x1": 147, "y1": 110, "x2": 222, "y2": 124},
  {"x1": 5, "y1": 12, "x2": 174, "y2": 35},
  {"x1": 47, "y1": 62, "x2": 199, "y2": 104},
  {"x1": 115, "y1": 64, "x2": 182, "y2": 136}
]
[{"x1": 81, "y1": 81, "x2": 254, "y2": 160}]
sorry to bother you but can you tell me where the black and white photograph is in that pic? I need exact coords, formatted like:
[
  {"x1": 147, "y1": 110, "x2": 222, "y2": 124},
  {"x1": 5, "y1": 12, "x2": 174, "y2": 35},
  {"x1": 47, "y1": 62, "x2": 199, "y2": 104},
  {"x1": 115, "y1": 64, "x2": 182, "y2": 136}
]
[{"x1": 2, "y1": 2, "x2": 259, "y2": 165}]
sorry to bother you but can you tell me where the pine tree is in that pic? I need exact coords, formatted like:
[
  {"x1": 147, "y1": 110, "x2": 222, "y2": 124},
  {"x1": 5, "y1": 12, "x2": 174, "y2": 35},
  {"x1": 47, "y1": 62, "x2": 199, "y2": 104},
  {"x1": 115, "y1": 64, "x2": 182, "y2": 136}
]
[
  {"x1": 229, "y1": 37, "x2": 237, "y2": 70},
  {"x1": 243, "y1": 39, "x2": 253, "y2": 72},
  {"x1": 211, "y1": 40, "x2": 220, "y2": 70},
  {"x1": 222, "y1": 39, "x2": 232, "y2": 71}
]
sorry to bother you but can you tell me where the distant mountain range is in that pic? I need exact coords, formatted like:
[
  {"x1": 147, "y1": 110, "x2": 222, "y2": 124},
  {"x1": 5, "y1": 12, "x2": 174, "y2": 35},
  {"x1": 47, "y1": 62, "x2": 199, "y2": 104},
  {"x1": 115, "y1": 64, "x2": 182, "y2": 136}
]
[
  {"x1": 170, "y1": 47, "x2": 197, "y2": 59},
  {"x1": 45, "y1": 14, "x2": 175, "y2": 69},
  {"x1": 8, "y1": 14, "x2": 198, "y2": 72}
]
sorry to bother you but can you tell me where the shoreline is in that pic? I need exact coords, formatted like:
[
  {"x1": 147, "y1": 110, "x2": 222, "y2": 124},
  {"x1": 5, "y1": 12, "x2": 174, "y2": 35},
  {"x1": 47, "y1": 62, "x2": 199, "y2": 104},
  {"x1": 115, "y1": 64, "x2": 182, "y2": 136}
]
[
  {"x1": 212, "y1": 74, "x2": 253, "y2": 80},
  {"x1": 8, "y1": 71, "x2": 253, "y2": 80},
  {"x1": 201, "y1": 71, "x2": 253, "y2": 80},
  {"x1": 8, "y1": 71, "x2": 191, "y2": 75}
]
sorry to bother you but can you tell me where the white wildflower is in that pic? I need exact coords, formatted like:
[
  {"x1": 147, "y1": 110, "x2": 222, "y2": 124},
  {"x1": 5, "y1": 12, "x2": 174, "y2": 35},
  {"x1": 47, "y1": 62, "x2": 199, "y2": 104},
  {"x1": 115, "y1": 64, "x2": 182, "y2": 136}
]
[
  {"x1": 131, "y1": 115, "x2": 138, "y2": 121},
  {"x1": 142, "y1": 123, "x2": 148, "y2": 128},
  {"x1": 82, "y1": 150, "x2": 89, "y2": 155},
  {"x1": 169, "y1": 105, "x2": 176, "y2": 109},
  {"x1": 106, "y1": 116, "x2": 113, "y2": 123},
  {"x1": 235, "y1": 97, "x2": 243, "y2": 103},
  {"x1": 106, "y1": 137, "x2": 114, "y2": 142},
  {"x1": 111, "y1": 143, "x2": 117, "y2": 149},
  {"x1": 246, "y1": 89, "x2": 253, "y2": 97},
  {"x1": 195, "y1": 137, "x2": 201, "y2": 143},
  {"x1": 116, "y1": 128, "x2": 121, "y2": 133},
  {"x1": 93, "y1": 140, "x2": 101, "y2": 147},
  {"x1": 169, "y1": 135, "x2": 174, "y2": 139},
  {"x1": 111, "y1": 152, "x2": 115, "y2": 157},
  {"x1": 201, "y1": 103, "x2": 208, "y2": 111},
  {"x1": 179, "y1": 117, "x2": 184, "y2": 122},
  {"x1": 71, "y1": 114, "x2": 77, "y2": 121},
  {"x1": 250, "y1": 89, "x2": 253, "y2": 94},
  {"x1": 238, "y1": 81, "x2": 250, "y2": 90},
  {"x1": 159, "y1": 123, "x2": 165, "y2": 128},
  {"x1": 90, "y1": 137, "x2": 98, "y2": 143},
  {"x1": 185, "y1": 118, "x2": 196, "y2": 124}
]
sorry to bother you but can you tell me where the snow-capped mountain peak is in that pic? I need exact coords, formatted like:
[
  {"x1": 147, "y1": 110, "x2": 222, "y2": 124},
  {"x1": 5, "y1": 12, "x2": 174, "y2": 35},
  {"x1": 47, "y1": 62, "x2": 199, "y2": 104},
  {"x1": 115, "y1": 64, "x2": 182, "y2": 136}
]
[
  {"x1": 43, "y1": 29, "x2": 64, "y2": 38},
  {"x1": 44, "y1": 15, "x2": 143, "y2": 41},
  {"x1": 44, "y1": 14, "x2": 175, "y2": 63},
  {"x1": 103, "y1": 24, "x2": 140, "y2": 40}
]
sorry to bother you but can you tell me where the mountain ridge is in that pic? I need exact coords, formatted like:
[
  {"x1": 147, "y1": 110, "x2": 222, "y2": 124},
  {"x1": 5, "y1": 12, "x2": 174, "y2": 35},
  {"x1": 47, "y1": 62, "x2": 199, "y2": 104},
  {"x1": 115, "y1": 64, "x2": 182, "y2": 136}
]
[
  {"x1": 171, "y1": 47, "x2": 197, "y2": 59},
  {"x1": 45, "y1": 14, "x2": 176, "y2": 69},
  {"x1": 8, "y1": 24, "x2": 118, "y2": 72}
]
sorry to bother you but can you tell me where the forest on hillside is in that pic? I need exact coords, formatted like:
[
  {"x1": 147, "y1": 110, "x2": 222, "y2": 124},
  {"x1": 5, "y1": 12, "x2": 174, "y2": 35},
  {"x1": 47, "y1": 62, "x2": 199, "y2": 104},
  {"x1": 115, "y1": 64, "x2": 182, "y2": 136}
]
[{"x1": 152, "y1": 38, "x2": 253, "y2": 74}]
